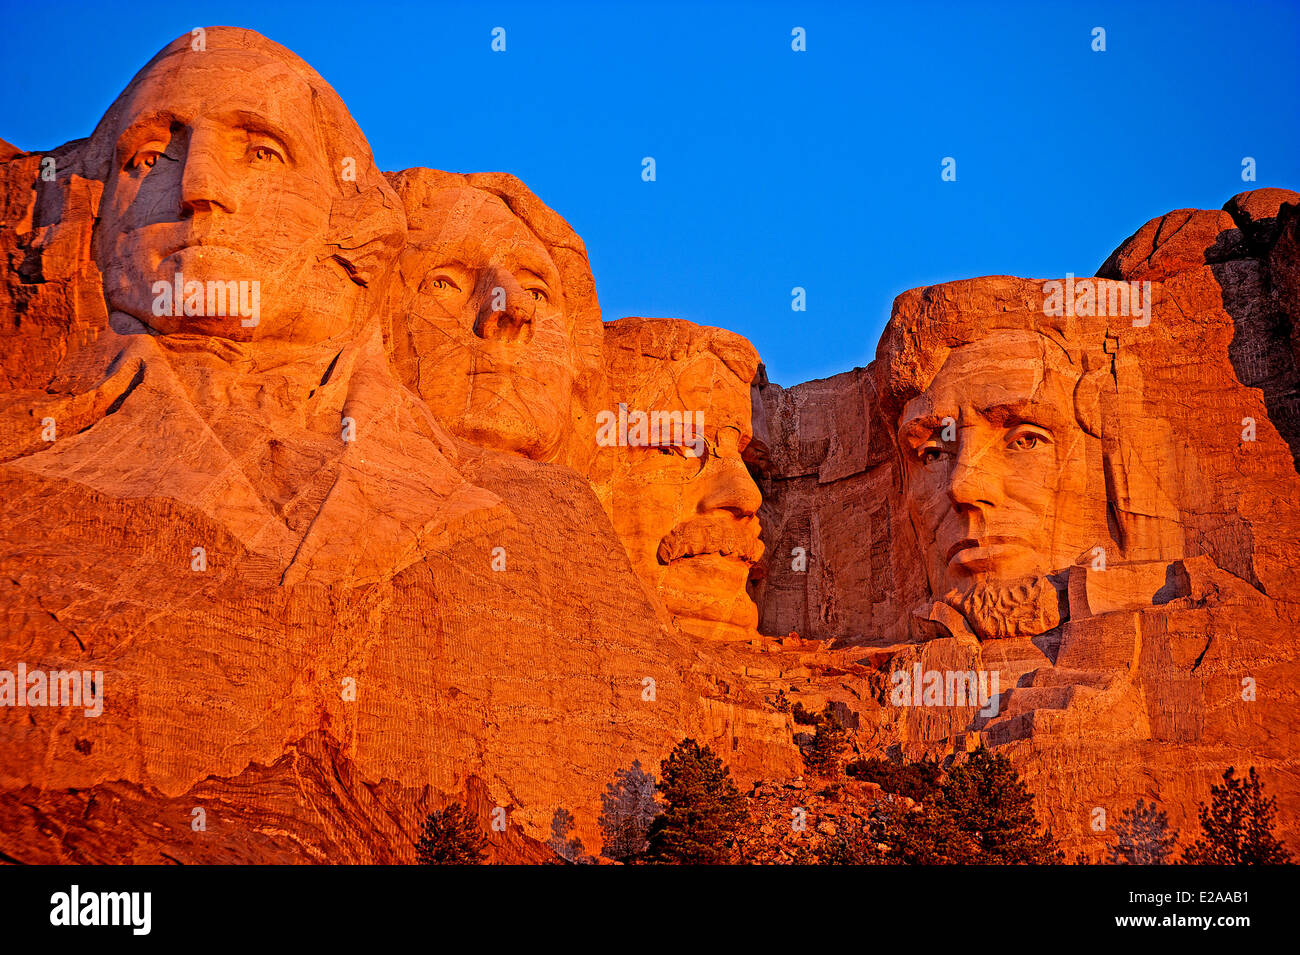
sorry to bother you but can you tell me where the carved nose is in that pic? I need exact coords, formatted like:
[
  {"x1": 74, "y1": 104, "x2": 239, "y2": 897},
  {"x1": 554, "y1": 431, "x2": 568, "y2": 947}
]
[
  {"x1": 947, "y1": 432, "x2": 1002, "y2": 510},
  {"x1": 472, "y1": 271, "x2": 534, "y2": 343},
  {"x1": 698, "y1": 454, "x2": 762, "y2": 518},
  {"x1": 179, "y1": 136, "x2": 236, "y2": 218}
]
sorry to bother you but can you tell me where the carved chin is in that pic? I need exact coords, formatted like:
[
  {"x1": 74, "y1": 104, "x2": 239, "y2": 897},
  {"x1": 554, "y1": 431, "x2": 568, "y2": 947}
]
[
  {"x1": 433, "y1": 373, "x2": 566, "y2": 459},
  {"x1": 942, "y1": 574, "x2": 1063, "y2": 639},
  {"x1": 657, "y1": 554, "x2": 759, "y2": 639}
]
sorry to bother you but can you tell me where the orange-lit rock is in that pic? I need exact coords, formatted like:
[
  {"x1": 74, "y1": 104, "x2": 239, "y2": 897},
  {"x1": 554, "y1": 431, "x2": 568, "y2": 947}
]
[
  {"x1": 0, "y1": 26, "x2": 1296, "y2": 863},
  {"x1": 0, "y1": 28, "x2": 800, "y2": 863},
  {"x1": 756, "y1": 188, "x2": 1300, "y2": 854},
  {"x1": 383, "y1": 167, "x2": 604, "y2": 470},
  {"x1": 593, "y1": 317, "x2": 766, "y2": 641}
]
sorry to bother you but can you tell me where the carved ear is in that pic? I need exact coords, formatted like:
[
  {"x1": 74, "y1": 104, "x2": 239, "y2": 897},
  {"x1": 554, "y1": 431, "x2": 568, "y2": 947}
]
[{"x1": 326, "y1": 186, "x2": 406, "y2": 289}]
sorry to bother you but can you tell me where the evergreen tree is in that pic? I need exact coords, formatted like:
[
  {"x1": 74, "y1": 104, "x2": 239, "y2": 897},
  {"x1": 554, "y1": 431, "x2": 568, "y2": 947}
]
[
  {"x1": 644, "y1": 738, "x2": 749, "y2": 864},
  {"x1": 935, "y1": 746, "x2": 1062, "y2": 863},
  {"x1": 415, "y1": 802, "x2": 488, "y2": 865},
  {"x1": 547, "y1": 807, "x2": 591, "y2": 864},
  {"x1": 598, "y1": 760, "x2": 659, "y2": 862},
  {"x1": 1182, "y1": 767, "x2": 1292, "y2": 864},
  {"x1": 818, "y1": 820, "x2": 885, "y2": 864},
  {"x1": 804, "y1": 707, "x2": 848, "y2": 779},
  {"x1": 1107, "y1": 799, "x2": 1179, "y2": 864},
  {"x1": 845, "y1": 754, "x2": 943, "y2": 801},
  {"x1": 876, "y1": 747, "x2": 1061, "y2": 864},
  {"x1": 791, "y1": 701, "x2": 821, "y2": 725},
  {"x1": 874, "y1": 796, "x2": 979, "y2": 865}
]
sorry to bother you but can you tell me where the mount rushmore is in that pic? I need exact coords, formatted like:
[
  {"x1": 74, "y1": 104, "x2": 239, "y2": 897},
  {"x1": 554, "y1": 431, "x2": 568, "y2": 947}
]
[{"x1": 1, "y1": 27, "x2": 1297, "y2": 862}]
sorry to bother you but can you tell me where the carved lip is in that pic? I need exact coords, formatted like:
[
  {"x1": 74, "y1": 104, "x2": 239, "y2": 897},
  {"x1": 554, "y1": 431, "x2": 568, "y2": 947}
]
[
  {"x1": 946, "y1": 535, "x2": 1023, "y2": 564},
  {"x1": 159, "y1": 234, "x2": 247, "y2": 258}
]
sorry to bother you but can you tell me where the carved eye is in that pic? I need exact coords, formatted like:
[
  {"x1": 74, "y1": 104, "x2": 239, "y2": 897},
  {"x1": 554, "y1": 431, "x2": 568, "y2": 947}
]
[
  {"x1": 248, "y1": 144, "x2": 285, "y2": 164},
  {"x1": 428, "y1": 276, "x2": 460, "y2": 292},
  {"x1": 1009, "y1": 430, "x2": 1049, "y2": 451},
  {"x1": 127, "y1": 149, "x2": 163, "y2": 171},
  {"x1": 526, "y1": 287, "x2": 548, "y2": 303},
  {"x1": 919, "y1": 444, "x2": 944, "y2": 465},
  {"x1": 637, "y1": 440, "x2": 708, "y2": 482},
  {"x1": 651, "y1": 444, "x2": 685, "y2": 458}
]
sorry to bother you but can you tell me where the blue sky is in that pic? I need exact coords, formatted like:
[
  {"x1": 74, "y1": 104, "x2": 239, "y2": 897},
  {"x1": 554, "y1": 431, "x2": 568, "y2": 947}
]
[{"x1": 2, "y1": 0, "x2": 1297, "y2": 386}]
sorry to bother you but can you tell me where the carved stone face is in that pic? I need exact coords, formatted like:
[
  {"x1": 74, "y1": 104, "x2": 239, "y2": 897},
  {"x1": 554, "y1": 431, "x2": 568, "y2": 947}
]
[
  {"x1": 94, "y1": 49, "x2": 345, "y2": 342},
  {"x1": 388, "y1": 187, "x2": 574, "y2": 460},
  {"x1": 897, "y1": 333, "x2": 1096, "y2": 597},
  {"x1": 603, "y1": 351, "x2": 764, "y2": 640}
]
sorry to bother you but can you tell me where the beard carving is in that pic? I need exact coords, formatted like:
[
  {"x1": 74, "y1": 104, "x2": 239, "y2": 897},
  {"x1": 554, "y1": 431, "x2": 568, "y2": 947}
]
[{"x1": 942, "y1": 574, "x2": 1064, "y2": 640}]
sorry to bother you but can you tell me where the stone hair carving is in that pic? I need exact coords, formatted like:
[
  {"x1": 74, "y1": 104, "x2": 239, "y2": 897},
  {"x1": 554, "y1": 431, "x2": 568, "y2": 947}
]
[
  {"x1": 3, "y1": 28, "x2": 493, "y2": 590},
  {"x1": 944, "y1": 575, "x2": 1063, "y2": 640},
  {"x1": 3, "y1": 21, "x2": 1297, "y2": 864}
]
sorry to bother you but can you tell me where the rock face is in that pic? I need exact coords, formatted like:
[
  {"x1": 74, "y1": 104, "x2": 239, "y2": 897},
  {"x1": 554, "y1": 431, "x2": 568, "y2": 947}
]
[
  {"x1": 0, "y1": 28, "x2": 797, "y2": 864},
  {"x1": 755, "y1": 188, "x2": 1300, "y2": 854},
  {"x1": 1, "y1": 26, "x2": 1296, "y2": 862},
  {"x1": 382, "y1": 167, "x2": 605, "y2": 471},
  {"x1": 591, "y1": 317, "x2": 767, "y2": 642}
]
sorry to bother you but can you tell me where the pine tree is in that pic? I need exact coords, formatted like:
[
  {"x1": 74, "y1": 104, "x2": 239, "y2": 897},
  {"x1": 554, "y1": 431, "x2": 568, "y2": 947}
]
[
  {"x1": 875, "y1": 795, "x2": 978, "y2": 865},
  {"x1": 936, "y1": 746, "x2": 1062, "y2": 863},
  {"x1": 818, "y1": 820, "x2": 885, "y2": 864},
  {"x1": 548, "y1": 807, "x2": 592, "y2": 863},
  {"x1": 415, "y1": 802, "x2": 488, "y2": 865},
  {"x1": 791, "y1": 701, "x2": 821, "y2": 725},
  {"x1": 804, "y1": 707, "x2": 848, "y2": 779},
  {"x1": 644, "y1": 738, "x2": 749, "y2": 864},
  {"x1": 845, "y1": 754, "x2": 943, "y2": 801},
  {"x1": 878, "y1": 746, "x2": 1061, "y2": 864},
  {"x1": 1182, "y1": 767, "x2": 1292, "y2": 864},
  {"x1": 1107, "y1": 799, "x2": 1179, "y2": 864},
  {"x1": 598, "y1": 760, "x2": 659, "y2": 862}
]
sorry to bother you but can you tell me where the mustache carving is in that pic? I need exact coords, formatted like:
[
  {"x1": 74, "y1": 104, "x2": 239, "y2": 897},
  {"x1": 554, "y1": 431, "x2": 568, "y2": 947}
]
[{"x1": 657, "y1": 520, "x2": 763, "y2": 566}]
